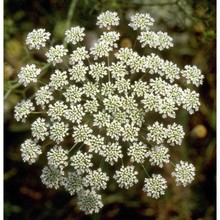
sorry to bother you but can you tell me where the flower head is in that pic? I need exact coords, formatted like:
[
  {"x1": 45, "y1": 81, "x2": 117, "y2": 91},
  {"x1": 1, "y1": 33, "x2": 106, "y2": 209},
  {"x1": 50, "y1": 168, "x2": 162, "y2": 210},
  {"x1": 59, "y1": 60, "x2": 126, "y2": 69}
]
[
  {"x1": 96, "y1": 11, "x2": 120, "y2": 29},
  {"x1": 143, "y1": 174, "x2": 167, "y2": 199},
  {"x1": 172, "y1": 161, "x2": 195, "y2": 186},
  {"x1": 26, "y1": 28, "x2": 50, "y2": 49},
  {"x1": 20, "y1": 139, "x2": 42, "y2": 164},
  {"x1": 65, "y1": 26, "x2": 85, "y2": 44},
  {"x1": 18, "y1": 64, "x2": 41, "y2": 86}
]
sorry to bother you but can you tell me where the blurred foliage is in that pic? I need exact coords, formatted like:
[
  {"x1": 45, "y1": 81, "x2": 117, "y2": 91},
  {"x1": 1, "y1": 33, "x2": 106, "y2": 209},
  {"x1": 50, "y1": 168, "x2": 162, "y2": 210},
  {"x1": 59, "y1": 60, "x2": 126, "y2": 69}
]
[{"x1": 4, "y1": 0, "x2": 216, "y2": 219}]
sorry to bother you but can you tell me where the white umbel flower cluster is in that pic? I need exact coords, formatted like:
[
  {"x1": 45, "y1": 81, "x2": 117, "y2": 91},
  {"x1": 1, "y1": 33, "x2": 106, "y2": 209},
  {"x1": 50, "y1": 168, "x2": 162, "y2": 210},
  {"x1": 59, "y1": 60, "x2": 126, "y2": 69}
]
[{"x1": 15, "y1": 10, "x2": 203, "y2": 215}]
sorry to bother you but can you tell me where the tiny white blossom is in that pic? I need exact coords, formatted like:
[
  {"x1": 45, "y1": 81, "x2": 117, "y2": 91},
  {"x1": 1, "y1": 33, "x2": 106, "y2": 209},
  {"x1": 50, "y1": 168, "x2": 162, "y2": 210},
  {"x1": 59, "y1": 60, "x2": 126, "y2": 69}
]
[
  {"x1": 89, "y1": 62, "x2": 108, "y2": 81},
  {"x1": 129, "y1": 12, "x2": 154, "y2": 31},
  {"x1": 172, "y1": 161, "x2": 195, "y2": 186},
  {"x1": 90, "y1": 41, "x2": 113, "y2": 60},
  {"x1": 50, "y1": 121, "x2": 69, "y2": 143},
  {"x1": 113, "y1": 165, "x2": 138, "y2": 189},
  {"x1": 18, "y1": 64, "x2": 41, "y2": 86},
  {"x1": 101, "y1": 82, "x2": 115, "y2": 96},
  {"x1": 106, "y1": 120, "x2": 122, "y2": 140},
  {"x1": 41, "y1": 165, "x2": 63, "y2": 189},
  {"x1": 84, "y1": 134, "x2": 105, "y2": 154},
  {"x1": 26, "y1": 28, "x2": 50, "y2": 49},
  {"x1": 48, "y1": 101, "x2": 68, "y2": 121},
  {"x1": 141, "y1": 93, "x2": 161, "y2": 112},
  {"x1": 161, "y1": 60, "x2": 180, "y2": 82},
  {"x1": 147, "y1": 145, "x2": 170, "y2": 168},
  {"x1": 83, "y1": 82, "x2": 100, "y2": 98},
  {"x1": 65, "y1": 26, "x2": 85, "y2": 44},
  {"x1": 143, "y1": 174, "x2": 167, "y2": 199},
  {"x1": 115, "y1": 48, "x2": 136, "y2": 63},
  {"x1": 14, "y1": 99, "x2": 34, "y2": 122},
  {"x1": 147, "y1": 122, "x2": 167, "y2": 144},
  {"x1": 63, "y1": 85, "x2": 83, "y2": 103},
  {"x1": 158, "y1": 97, "x2": 177, "y2": 118},
  {"x1": 45, "y1": 45, "x2": 68, "y2": 66},
  {"x1": 181, "y1": 65, "x2": 204, "y2": 86},
  {"x1": 49, "y1": 69, "x2": 68, "y2": 90},
  {"x1": 181, "y1": 88, "x2": 200, "y2": 114},
  {"x1": 121, "y1": 124, "x2": 139, "y2": 142},
  {"x1": 93, "y1": 111, "x2": 110, "y2": 128},
  {"x1": 99, "y1": 31, "x2": 120, "y2": 47},
  {"x1": 84, "y1": 99, "x2": 99, "y2": 113},
  {"x1": 83, "y1": 168, "x2": 109, "y2": 190},
  {"x1": 47, "y1": 145, "x2": 68, "y2": 173},
  {"x1": 108, "y1": 62, "x2": 128, "y2": 79},
  {"x1": 31, "y1": 117, "x2": 49, "y2": 141},
  {"x1": 131, "y1": 80, "x2": 148, "y2": 97},
  {"x1": 20, "y1": 139, "x2": 42, "y2": 164},
  {"x1": 73, "y1": 124, "x2": 93, "y2": 143},
  {"x1": 101, "y1": 142, "x2": 123, "y2": 165},
  {"x1": 69, "y1": 46, "x2": 89, "y2": 65},
  {"x1": 145, "y1": 53, "x2": 164, "y2": 74},
  {"x1": 166, "y1": 123, "x2": 185, "y2": 146},
  {"x1": 77, "y1": 189, "x2": 103, "y2": 214},
  {"x1": 64, "y1": 104, "x2": 85, "y2": 124},
  {"x1": 127, "y1": 142, "x2": 148, "y2": 163},
  {"x1": 62, "y1": 172, "x2": 84, "y2": 195},
  {"x1": 70, "y1": 151, "x2": 93, "y2": 174},
  {"x1": 35, "y1": 85, "x2": 54, "y2": 108},
  {"x1": 115, "y1": 78, "x2": 131, "y2": 94},
  {"x1": 96, "y1": 11, "x2": 120, "y2": 30},
  {"x1": 68, "y1": 62, "x2": 88, "y2": 82}
]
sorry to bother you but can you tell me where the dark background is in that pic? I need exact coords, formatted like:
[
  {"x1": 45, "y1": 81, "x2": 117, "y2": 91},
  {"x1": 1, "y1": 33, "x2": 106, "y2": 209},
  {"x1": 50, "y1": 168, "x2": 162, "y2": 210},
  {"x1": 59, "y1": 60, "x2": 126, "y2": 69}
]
[{"x1": 4, "y1": 0, "x2": 216, "y2": 219}]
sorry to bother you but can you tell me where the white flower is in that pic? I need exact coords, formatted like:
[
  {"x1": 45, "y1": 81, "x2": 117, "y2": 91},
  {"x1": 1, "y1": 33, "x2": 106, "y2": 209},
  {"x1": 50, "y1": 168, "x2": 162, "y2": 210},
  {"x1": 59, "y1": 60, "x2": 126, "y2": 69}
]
[
  {"x1": 145, "y1": 53, "x2": 164, "y2": 74},
  {"x1": 172, "y1": 161, "x2": 195, "y2": 186},
  {"x1": 84, "y1": 134, "x2": 105, "y2": 154},
  {"x1": 181, "y1": 65, "x2": 204, "y2": 86},
  {"x1": 143, "y1": 174, "x2": 167, "y2": 199},
  {"x1": 147, "y1": 122, "x2": 167, "y2": 144},
  {"x1": 69, "y1": 46, "x2": 89, "y2": 65},
  {"x1": 156, "y1": 31, "x2": 173, "y2": 50},
  {"x1": 90, "y1": 40, "x2": 113, "y2": 60},
  {"x1": 113, "y1": 165, "x2": 138, "y2": 189},
  {"x1": 20, "y1": 139, "x2": 42, "y2": 164},
  {"x1": 115, "y1": 48, "x2": 136, "y2": 63},
  {"x1": 47, "y1": 145, "x2": 68, "y2": 173},
  {"x1": 18, "y1": 64, "x2": 41, "y2": 86},
  {"x1": 35, "y1": 85, "x2": 53, "y2": 108},
  {"x1": 77, "y1": 189, "x2": 103, "y2": 214},
  {"x1": 161, "y1": 60, "x2": 180, "y2": 82},
  {"x1": 93, "y1": 111, "x2": 110, "y2": 128},
  {"x1": 83, "y1": 168, "x2": 109, "y2": 190},
  {"x1": 49, "y1": 69, "x2": 69, "y2": 90},
  {"x1": 101, "y1": 142, "x2": 123, "y2": 165},
  {"x1": 84, "y1": 99, "x2": 99, "y2": 113},
  {"x1": 101, "y1": 82, "x2": 115, "y2": 96},
  {"x1": 181, "y1": 88, "x2": 200, "y2": 114},
  {"x1": 14, "y1": 99, "x2": 34, "y2": 122},
  {"x1": 45, "y1": 45, "x2": 68, "y2": 66},
  {"x1": 131, "y1": 80, "x2": 148, "y2": 97},
  {"x1": 65, "y1": 26, "x2": 85, "y2": 44},
  {"x1": 48, "y1": 101, "x2": 68, "y2": 121},
  {"x1": 70, "y1": 151, "x2": 93, "y2": 174},
  {"x1": 99, "y1": 31, "x2": 120, "y2": 47},
  {"x1": 96, "y1": 11, "x2": 120, "y2": 30},
  {"x1": 64, "y1": 104, "x2": 85, "y2": 124},
  {"x1": 141, "y1": 93, "x2": 161, "y2": 112},
  {"x1": 50, "y1": 121, "x2": 69, "y2": 143},
  {"x1": 62, "y1": 172, "x2": 84, "y2": 195},
  {"x1": 108, "y1": 62, "x2": 128, "y2": 79},
  {"x1": 127, "y1": 142, "x2": 148, "y2": 163},
  {"x1": 106, "y1": 120, "x2": 122, "y2": 140},
  {"x1": 31, "y1": 117, "x2": 49, "y2": 141},
  {"x1": 41, "y1": 165, "x2": 63, "y2": 189},
  {"x1": 89, "y1": 62, "x2": 108, "y2": 81},
  {"x1": 115, "y1": 78, "x2": 131, "y2": 94},
  {"x1": 158, "y1": 97, "x2": 177, "y2": 118},
  {"x1": 129, "y1": 12, "x2": 154, "y2": 31},
  {"x1": 121, "y1": 123, "x2": 139, "y2": 142},
  {"x1": 147, "y1": 145, "x2": 170, "y2": 168},
  {"x1": 73, "y1": 124, "x2": 93, "y2": 143},
  {"x1": 166, "y1": 123, "x2": 185, "y2": 146},
  {"x1": 26, "y1": 28, "x2": 50, "y2": 49},
  {"x1": 68, "y1": 62, "x2": 88, "y2": 82},
  {"x1": 63, "y1": 85, "x2": 83, "y2": 103},
  {"x1": 83, "y1": 82, "x2": 100, "y2": 98}
]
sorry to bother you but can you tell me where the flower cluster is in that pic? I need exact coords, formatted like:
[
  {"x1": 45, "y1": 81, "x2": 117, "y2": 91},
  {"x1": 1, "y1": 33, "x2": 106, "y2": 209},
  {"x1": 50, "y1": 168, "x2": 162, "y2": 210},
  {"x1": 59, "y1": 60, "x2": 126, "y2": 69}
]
[{"x1": 15, "y1": 11, "x2": 202, "y2": 214}]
